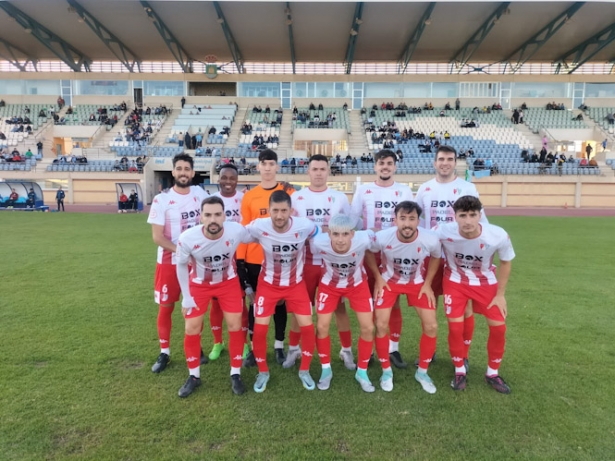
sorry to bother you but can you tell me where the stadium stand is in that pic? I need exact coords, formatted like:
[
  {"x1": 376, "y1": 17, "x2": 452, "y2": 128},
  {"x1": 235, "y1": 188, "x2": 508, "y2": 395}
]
[
  {"x1": 585, "y1": 107, "x2": 615, "y2": 134},
  {"x1": 521, "y1": 107, "x2": 589, "y2": 132},
  {"x1": 292, "y1": 107, "x2": 350, "y2": 131},
  {"x1": 167, "y1": 104, "x2": 236, "y2": 146},
  {"x1": 62, "y1": 104, "x2": 126, "y2": 126},
  {"x1": 0, "y1": 103, "x2": 54, "y2": 145},
  {"x1": 238, "y1": 108, "x2": 282, "y2": 149}
]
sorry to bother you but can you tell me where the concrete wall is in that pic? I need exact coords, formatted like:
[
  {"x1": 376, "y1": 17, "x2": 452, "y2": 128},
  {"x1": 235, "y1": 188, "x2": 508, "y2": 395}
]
[{"x1": 293, "y1": 129, "x2": 347, "y2": 141}]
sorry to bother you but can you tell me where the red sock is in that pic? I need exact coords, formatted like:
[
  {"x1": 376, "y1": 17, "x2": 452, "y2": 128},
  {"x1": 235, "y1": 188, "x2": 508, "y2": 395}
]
[
  {"x1": 389, "y1": 306, "x2": 402, "y2": 343},
  {"x1": 252, "y1": 323, "x2": 269, "y2": 373},
  {"x1": 418, "y1": 334, "x2": 437, "y2": 370},
  {"x1": 338, "y1": 330, "x2": 352, "y2": 349},
  {"x1": 487, "y1": 324, "x2": 506, "y2": 371},
  {"x1": 357, "y1": 337, "x2": 373, "y2": 370},
  {"x1": 157, "y1": 305, "x2": 174, "y2": 350},
  {"x1": 242, "y1": 307, "x2": 249, "y2": 342},
  {"x1": 448, "y1": 322, "x2": 465, "y2": 369},
  {"x1": 289, "y1": 329, "x2": 301, "y2": 348},
  {"x1": 209, "y1": 299, "x2": 223, "y2": 344},
  {"x1": 316, "y1": 335, "x2": 331, "y2": 365},
  {"x1": 184, "y1": 333, "x2": 201, "y2": 371},
  {"x1": 375, "y1": 335, "x2": 390, "y2": 369},
  {"x1": 463, "y1": 315, "x2": 475, "y2": 358},
  {"x1": 299, "y1": 325, "x2": 315, "y2": 371},
  {"x1": 228, "y1": 330, "x2": 245, "y2": 369}
]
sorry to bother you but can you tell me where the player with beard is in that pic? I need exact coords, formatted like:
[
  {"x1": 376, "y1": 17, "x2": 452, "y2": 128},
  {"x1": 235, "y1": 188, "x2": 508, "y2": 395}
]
[
  {"x1": 414, "y1": 145, "x2": 487, "y2": 370},
  {"x1": 286, "y1": 155, "x2": 356, "y2": 371},
  {"x1": 207, "y1": 164, "x2": 249, "y2": 362},
  {"x1": 147, "y1": 154, "x2": 209, "y2": 373},
  {"x1": 350, "y1": 149, "x2": 413, "y2": 369},
  {"x1": 369, "y1": 201, "x2": 441, "y2": 393},
  {"x1": 175, "y1": 196, "x2": 254, "y2": 397}
]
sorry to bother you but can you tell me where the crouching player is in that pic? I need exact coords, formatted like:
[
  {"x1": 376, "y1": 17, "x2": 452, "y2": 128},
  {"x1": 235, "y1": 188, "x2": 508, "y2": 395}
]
[
  {"x1": 243, "y1": 191, "x2": 319, "y2": 393},
  {"x1": 175, "y1": 196, "x2": 255, "y2": 398},
  {"x1": 369, "y1": 201, "x2": 441, "y2": 393},
  {"x1": 310, "y1": 214, "x2": 379, "y2": 392},
  {"x1": 435, "y1": 196, "x2": 515, "y2": 394}
]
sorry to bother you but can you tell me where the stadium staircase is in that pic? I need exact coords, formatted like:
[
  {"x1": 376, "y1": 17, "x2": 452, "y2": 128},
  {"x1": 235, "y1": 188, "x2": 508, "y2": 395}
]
[
  {"x1": 277, "y1": 110, "x2": 293, "y2": 157},
  {"x1": 151, "y1": 108, "x2": 181, "y2": 146},
  {"x1": 348, "y1": 110, "x2": 368, "y2": 157}
]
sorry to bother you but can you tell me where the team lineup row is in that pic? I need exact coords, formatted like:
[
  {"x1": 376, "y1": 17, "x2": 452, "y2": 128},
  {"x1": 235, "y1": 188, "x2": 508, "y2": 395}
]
[{"x1": 146, "y1": 148, "x2": 514, "y2": 397}]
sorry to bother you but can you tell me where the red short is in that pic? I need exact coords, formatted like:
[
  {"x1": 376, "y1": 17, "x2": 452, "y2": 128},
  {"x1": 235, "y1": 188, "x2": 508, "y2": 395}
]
[
  {"x1": 442, "y1": 279, "x2": 504, "y2": 322},
  {"x1": 364, "y1": 253, "x2": 382, "y2": 292},
  {"x1": 185, "y1": 278, "x2": 245, "y2": 319},
  {"x1": 316, "y1": 280, "x2": 373, "y2": 314},
  {"x1": 427, "y1": 257, "x2": 445, "y2": 298},
  {"x1": 154, "y1": 263, "x2": 181, "y2": 305},
  {"x1": 303, "y1": 264, "x2": 324, "y2": 304},
  {"x1": 254, "y1": 279, "x2": 312, "y2": 318},
  {"x1": 378, "y1": 281, "x2": 432, "y2": 310}
]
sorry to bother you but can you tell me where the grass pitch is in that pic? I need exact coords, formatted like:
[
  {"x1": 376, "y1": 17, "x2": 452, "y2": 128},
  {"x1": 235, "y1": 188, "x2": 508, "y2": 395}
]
[{"x1": 1, "y1": 213, "x2": 614, "y2": 460}]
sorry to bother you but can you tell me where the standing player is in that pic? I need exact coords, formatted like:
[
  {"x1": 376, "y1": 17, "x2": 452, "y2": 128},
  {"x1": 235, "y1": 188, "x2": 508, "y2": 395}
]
[
  {"x1": 147, "y1": 153, "x2": 209, "y2": 373},
  {"x1": 435, "y1": 196, "x2": 514, "y2": 393},
  {"x1": 238, "y1": 149, "x2": 293, "y2": 367},
  {"x1": 175, "y1": 196, "x2": 254, "y2": 397},
  {"x1": 244, "y1": 191, "x2": 318, "y2": 392},
  {"x1": 207, "y1": 164, "x2": 247, "y2": 361},
  {"x1": 370, "y1": 201, "x2": 441, "y2": 393},
  {"x1": 287, "y1": 154, "x2": 355, "y2": 370},
  {"x1": 350, "y1": 149, "x2": 413, "y2": 368},
  {"x1": 310, "y1": 214, "x2": 379, "y2": 392},
  {"x1": 414, "y1": 145, "x2": 487, "y2": 368}
]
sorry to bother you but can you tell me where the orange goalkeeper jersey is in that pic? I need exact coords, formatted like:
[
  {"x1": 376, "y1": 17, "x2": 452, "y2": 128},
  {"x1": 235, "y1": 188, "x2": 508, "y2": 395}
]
[{"x1": 238, "y1": 183, "x2": 294, "y2": 264}]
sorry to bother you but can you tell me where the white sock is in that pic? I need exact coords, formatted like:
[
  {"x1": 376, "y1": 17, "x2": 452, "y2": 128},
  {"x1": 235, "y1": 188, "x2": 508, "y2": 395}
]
[
  {"x1": 418, "y1": 367, "x2": 428, "y2": 374},
  {"x1": 189, "y1": 367, "x2": 200, "y2": 378},
  {"x1": 455, "y1": 366, "x2": 466, "y2": 374},
  {"x1": 321, "y1": 363, "x2": 331, "y2": 370},
  {"x1": 486, "y1": 366, "x2": 499, "y2": 377},
  {"x1": 274, "y1": 340, "x2": 284, "y2": 349},
  {"x1": 389, "y1": 340, "x2": 399, "y2": 353},
  {"x1": 230, "y1": 367, "x2": 241, "y2": 376},
  {"x1": 341, "y1": 346, "x2": 352, "y2": 353},
  {"x1": 161, "y1": 348, "x2": 170, "y2": 355},
  {"x1": 382, "y1": 366, "x2": 392, "y2": 375}
]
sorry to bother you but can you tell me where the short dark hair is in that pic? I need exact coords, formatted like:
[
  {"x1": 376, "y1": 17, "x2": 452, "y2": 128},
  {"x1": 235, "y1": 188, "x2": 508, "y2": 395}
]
[
  {"x1": 201, "y1": 195, "x2": 224, "y2": 211},
  {"x1": 258, "y1": 149, "x2": 278, "y2": 163},
  {"x1": 374, "y1": 149, "x2": 397, "y2": 163},
  {"x1": 219, "y1": 163, "x2": 238, "y2": 174},
  {"x1": 308, "y1": 154, "x2": 328, "y2": 164},
  {"x1": 269, "y1": 190, "x2": 291, "y2": 207},
  {"x1": 172, "y1": 153, "x2": 194, "y2": 169},
  {"x1": 395, "y1": 200, "x2": 422, "y2": 217},
  {"x1": 453, "y1": 195, "x2": 482, "y2": 213},
  {"x1": 435, "y1": 145, "x2": 457, "y2": 161}
]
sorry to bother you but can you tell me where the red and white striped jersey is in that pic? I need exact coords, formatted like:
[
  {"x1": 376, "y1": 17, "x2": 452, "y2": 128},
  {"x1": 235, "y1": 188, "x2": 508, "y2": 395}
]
[
  {"x1": 350, "y1": 182, "x2": 413, "y2": 231},
  {"x1": 415, "y1": 178, "x2": 486, "y2": 229},
  {"x1": 292, "y1": 187, "x2": 350, "y2": 266},
  {"x1": 176, "y1": 222, "x2": 254, "y2": 285},
  {"x1": 246, "y1": 217, "x2": 318, "y2": 287},
  {"x1": 311, "y1": 230, "x2": 378, "y2": 288},
  {"x1": 435, "y1": 222, "x2": 515, "y2": 286},
  {"x1": 147, "y1": 186, "x2": 209, "y2": 265},
  {"x1": 213, "y1": 190, "x2": 244, "y2": 223},
  {"x1": 374, "y1": 227, "x2": 442, "y2": 285}
]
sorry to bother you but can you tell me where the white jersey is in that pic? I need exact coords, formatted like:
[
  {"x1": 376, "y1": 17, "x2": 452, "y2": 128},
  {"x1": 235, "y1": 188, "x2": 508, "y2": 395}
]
[
  {"x1": 176, "y1": 222, "x2": 254, "y2": 285},
  {"x1": 147, "y1": 186, "x2": 209, "y2": 265},
  {"x1": 435, "y1": 222, "x2": 515, "y2": 287},
  {"x1": 246, "y1": 217, "x2": 318, "y2": 287},
  {"x1": 374, "y1": 227, "x2": 442, "y2": 285},
  {"x1": 292, "y1": 187, "x2": 351, "y2": 266},
  {"x1": 351, "y1": 182, "x2": 413, "y2": 231},
  {"x1": 213, "y1": 190, "x2": 243, "y2": 223},
  {"x1": 311, "y1": 230, "x2": 377, "y2": 288},
  {"x1": 415, "y1": 177, "x2": 486, "y2": 229}
]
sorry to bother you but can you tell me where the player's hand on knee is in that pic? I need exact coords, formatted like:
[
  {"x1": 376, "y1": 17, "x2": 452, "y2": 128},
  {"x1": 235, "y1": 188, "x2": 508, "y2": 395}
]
[
  {"x1": 418, "y1": 285, "x2": 436, "y2": 309},
  {"x1": 487, "y1": 295, "x2": 507, "y2": 319},
  {"x1": 373, "y1": 276, "x2": 390, "y2": 302}
]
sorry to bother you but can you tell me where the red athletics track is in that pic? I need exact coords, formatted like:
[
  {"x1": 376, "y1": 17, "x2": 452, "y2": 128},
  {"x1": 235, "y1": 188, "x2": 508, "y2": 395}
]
[{"x1": 59, "y1": 205, "x2": 614, "y2": 217}]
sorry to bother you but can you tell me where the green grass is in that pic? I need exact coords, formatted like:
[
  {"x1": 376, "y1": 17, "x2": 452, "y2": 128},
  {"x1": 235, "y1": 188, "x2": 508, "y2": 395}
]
[{"x1": 1, "y1": 213, "x2": 614, "y2": 460}]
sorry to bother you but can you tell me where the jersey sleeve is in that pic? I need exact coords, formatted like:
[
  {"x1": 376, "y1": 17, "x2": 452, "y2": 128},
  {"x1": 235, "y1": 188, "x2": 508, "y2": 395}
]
[
  {"x1": 401, "y1": 186, "x2": 414, "y2": 202},
  {"x1": 496, "y1": 231, "x2": 515, "y2": 262},
  {"x1": 175, "y1": 234, "x2": 192, "y2": 265},
  {"x1": 415, "y1": 186, "x2": 427, "y2": 228},
  {"x1": 237, "y1": 225, "x2": 256, "y2": 244},
  {"x1": 339, "y1": 194, "x2": 351, "y2": 215},
  {"x1": 147, "y1": 195, "x2": 165, "y2": 226},
  {"x1": 306, "y1": 220, "x2": 319, "y2": 240},
  {"x1": 350, "y1": 187, "x2": 364, "y2": 230},
  {"x1": 425, "y1": 231, "x2": 442, "y2": 257},
  {"x1": 237, "y1": 192, "x2": 253, "y2": 259},
  {"x1": 365, "y1": 230, "x2": 379, "y2": 252}
]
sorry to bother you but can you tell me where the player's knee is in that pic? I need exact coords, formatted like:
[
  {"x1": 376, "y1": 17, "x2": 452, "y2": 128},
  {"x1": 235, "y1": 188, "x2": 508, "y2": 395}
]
[
  {"x1": 185, "y1": 320, "x2": 201, "y2": 335},
  {"x1": 316, "y1": 323, "x2": 329, "y2": 338},
  {"x1": 375, "y1": 319, "x2": 388, "y2": 335},
  {"x1": 422, "y1": 321, "x2": 437, "y2": 337},
  {"x1": 359, "y1": 324, "x2": 374, "y2": 340}
]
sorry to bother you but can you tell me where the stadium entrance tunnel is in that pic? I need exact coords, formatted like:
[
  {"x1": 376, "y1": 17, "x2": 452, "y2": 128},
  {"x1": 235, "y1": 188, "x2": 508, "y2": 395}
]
[
  {"x1": 0, "y1": 181, "x2": 47, "y2": 211},
  {"x1": 116, "y1": 183, "x2": 143, "y2": 213}
]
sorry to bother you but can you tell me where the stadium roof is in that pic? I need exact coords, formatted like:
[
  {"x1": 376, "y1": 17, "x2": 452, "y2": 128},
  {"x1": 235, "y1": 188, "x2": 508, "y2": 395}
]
[{"x1": 0, "y1": 0, "x2": 614, "y2": 74}]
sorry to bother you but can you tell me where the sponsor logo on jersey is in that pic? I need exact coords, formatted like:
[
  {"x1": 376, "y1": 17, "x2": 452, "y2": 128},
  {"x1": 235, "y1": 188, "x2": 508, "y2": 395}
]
[
  {"x1": 203, "y1": 253, "x2": 231, "y2": 263},
  {"x1": 455, "y1": 253, "x2": 483, "y2": 262},
  {"x1": 431, "y1": 200, "x2": 455, "y2": 208},
  {"x1": 375, "y1": 201, "x2": 397, "y2": 209},
  {"x1": 169, "y1": 200, "x2": 176, "y2": 205},
  {"x1": 225, "y1": 209, "x2": 240, "y2": 218},
  {"x1": 306, "y1": 208, "x2": 330, "y2": 217},
  {"x1": 193, "y1": 244, "x2": 200, "y2": 249},
  {"x1": 331, "y1": 262, "x2": 357, "y2": 269},
  {"x1": 273, "y1": 244, "x2": 299, "y2": 252},
  {"x1": 181, "y1": 208, "x2": 201, "y2": 220}
]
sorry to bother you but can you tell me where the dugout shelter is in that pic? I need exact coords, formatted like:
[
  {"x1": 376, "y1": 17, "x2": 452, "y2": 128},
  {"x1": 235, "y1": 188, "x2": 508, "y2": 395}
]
[
  {"x1": 115, "y1": 182, "x2": 143, "y2": 212},
  {"x1": 0, "y1": 180, "x2": 47, "y2": 211}
]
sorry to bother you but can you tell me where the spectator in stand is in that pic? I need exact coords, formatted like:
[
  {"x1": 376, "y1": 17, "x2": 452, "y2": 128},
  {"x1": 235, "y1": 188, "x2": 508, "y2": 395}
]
[
  {"x1": 585, "y1": 143, "x2": 593, "y2": 161},
  {"x1": 455, "y1": 98, "x2": 460, "y2": 110}
]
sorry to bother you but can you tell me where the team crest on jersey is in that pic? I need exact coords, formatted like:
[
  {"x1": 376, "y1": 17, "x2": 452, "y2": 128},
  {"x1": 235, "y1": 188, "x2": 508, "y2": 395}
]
[
  {"x1": 395, "y1": 191, "x2": 400, "y2": 197},
  {"x1": 295, "y1": 232, "x2": 300, "y2": 238},
  {"x1": 226, "y1": 238, "x2": 235, "y2": 246},
  {"x1": 234, "y1": 199, "x2": 238, "y2": 203},
  {"x1": 328, "y1": 196, "x2": 334, "y2": 203},
  {"x1": 352, "y1": 252, "x2": 356, "y2": 257},
  {"x1": 194, "y1": 197, "x2": 198, "y2": 202},
  {"x1": 417, "y1": 247, "x2": 421, "y2": 253}
]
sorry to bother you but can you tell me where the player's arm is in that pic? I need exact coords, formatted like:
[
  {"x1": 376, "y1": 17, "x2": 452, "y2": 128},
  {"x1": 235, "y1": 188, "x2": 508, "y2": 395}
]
[
  {"x1": 487, "y1": 260, "x2": 511, "y2": 319},
  {"x1": 418, "y1": 256, "x2": 440, "y2": 309},
  {"x1": 175, "y1": 241, "x2": 196, "y2": 314},
  {"x1": 237, "y1": 223, "x2": 259, "y2": 301},
  {"x1": 151, "y1": 224, "x2": 176, "y2": 253},
  {"x1": 365, "y1": 250, "x2": 389, "y2": 301},
  {"x1": 349, "y1": 190, "x2": 364, "y2": 230}
]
